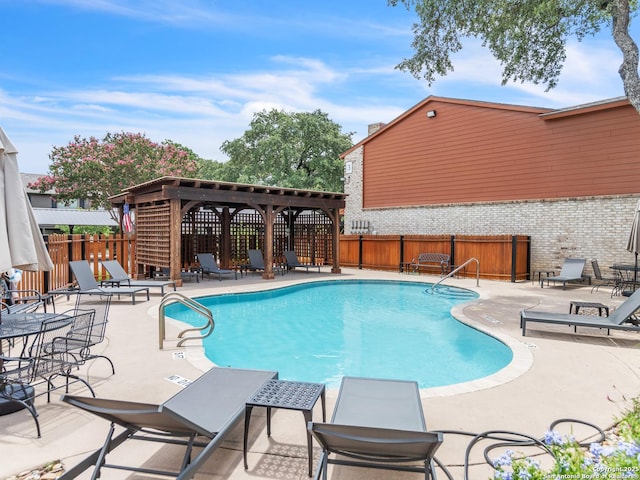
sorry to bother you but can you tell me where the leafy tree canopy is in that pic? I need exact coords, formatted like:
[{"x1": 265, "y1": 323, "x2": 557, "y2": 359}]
[
  {"x1": 29, "y1": 132, "x2": 199, "y2": 221},
  {"x1": 197, "y1": 158, "x2": 226, "y2": 180},
  {"x1": 219, "y1": 109, "x2": 353, "y2": 192},
  {"x1": 389, "y1": 0, "x2": 640, "y2": 112}
]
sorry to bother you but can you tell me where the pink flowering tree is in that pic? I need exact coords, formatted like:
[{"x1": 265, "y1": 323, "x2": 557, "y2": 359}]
[{"x1": 29, "y1": 132, "x2": 199, "y2": 223}]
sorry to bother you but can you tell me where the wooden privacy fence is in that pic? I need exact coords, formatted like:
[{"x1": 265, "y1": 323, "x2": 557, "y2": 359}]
[
  {"x1": 339, "y1": 234, "x2": 531, "y2": 282},
  {"x1": 17, "y1": 233, "x2": 529, "y2": 293},
  {"x1": 18, "y1": 233, "x2": 136, "y2": 294}
]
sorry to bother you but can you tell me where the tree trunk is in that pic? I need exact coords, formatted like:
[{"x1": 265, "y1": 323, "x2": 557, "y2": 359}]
[{"x1": 611, "y1": 0, "x2": 640, "y2": 113}]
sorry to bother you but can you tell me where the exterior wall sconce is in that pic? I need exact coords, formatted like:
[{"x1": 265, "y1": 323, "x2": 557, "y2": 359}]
[{"x1": 426, "y1": 110, "x2": 437, "y2": 118}]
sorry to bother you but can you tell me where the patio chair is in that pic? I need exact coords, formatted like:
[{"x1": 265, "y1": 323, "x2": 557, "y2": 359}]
[
  {"x1": 590, "y1": 259, "x2": 621, "y2": 295},
  {"x1": 521, "y1": 287, "x2": 640, "y2": 336},
  {"x1": 540, "y1": 258, "x2": 587, "y2": 289},
  {"x1": 58, "y1": 367, "x2": 277, "y2": 480},
  {"x1": 62, "y1": 292, "x2": 115, "y2": 374},
  {"x1": 308, "y1": 376, "x2": 443, "y2": 480},
  {"x1": 284, "y1": 250, "x2": 321, "y2": 273},
  {"x1": 101, "y1": 260, "x2": 177, "y2": 295},
  {"x1": 242, "y1": 249, "x2": 284, "y2": 276},
  {"x1": 1, "y1": 298, "x2": 43, "y2": 314},
  {"x1": 69, "y1": 260, "x2": 150, "y2": 305},
  {"x1": 0, "y1": 314, "x2": 96, "y2": 437},
  {"x1": 196, "y1": 253, "x2": 237, "y2": 281},
  {"x1": 1, "y1": 283, "x2": 49, "y2": 312}
]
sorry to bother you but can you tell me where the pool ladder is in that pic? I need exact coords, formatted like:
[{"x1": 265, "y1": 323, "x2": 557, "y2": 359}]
[
  {"x1": 158, "y1": 292, "x2": 215, "y2": 349},
  {"x1": 428, "y1": 257, "x2": 480, "y2": 294}
]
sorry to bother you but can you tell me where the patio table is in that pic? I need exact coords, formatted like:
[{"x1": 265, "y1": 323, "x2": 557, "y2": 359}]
[
  {"x1": 610, "y1": 264, "x2": 640, "y2": 296},
  {"x1": 0, "y1": 312, "x2": 72, "y2": 416},
  {"x1": 0, "y1": 312, "x2": 67, "y2": 341}
]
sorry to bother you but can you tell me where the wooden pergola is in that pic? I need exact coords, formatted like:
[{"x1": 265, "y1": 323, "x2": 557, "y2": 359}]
[{"x1": 110, "y1": 177, "x2": 346, "y2": 281}]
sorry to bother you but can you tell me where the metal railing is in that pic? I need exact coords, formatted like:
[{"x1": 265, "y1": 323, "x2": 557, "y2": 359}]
[
  {"x1": 158, "y1": 292, "x2": 214, "y2": 349},
  {"x1": 430, "y1": 257, "x2": 480, "y2": 293}
]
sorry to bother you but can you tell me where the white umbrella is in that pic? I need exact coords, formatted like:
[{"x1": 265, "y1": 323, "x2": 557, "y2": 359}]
[
  {"x1": 626, "y1": 199, "x2": 640, "y2": 283},
  {"x1": 0, "y1": 126, "x2": 54, "y2": 272}
]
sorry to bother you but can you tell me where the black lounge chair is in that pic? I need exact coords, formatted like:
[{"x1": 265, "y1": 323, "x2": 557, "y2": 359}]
[
  {"x1": 196, "y1": 253, "x2": 237, "y2": 281},
  {"x1": 308, "y1": 376, "x2": 442, "y2": 480},
  {"x1": 521, "y1": 288, "x2": 640, "y2": 336},
  {"x1": 540, "y1": 258, "x2": 587, "y2": 289},
  {"x1": 59, "y1": 367, "x2": 277, "y2": 480},
  {"x1": 242, "y1": 249, "x2": 284, "y2": 276},
  {"x1": 590, "y1": 259, "x2": 621, "y2": 295},
  {"x1": 101, "y1": 260, "x2": 177, "y2": 295},
  {"x1": 69, "y1": 260, "x2": 149, "y2": 305},
  {"x1": 284, "y1": 250, "x2": 320, "y2": 273}
]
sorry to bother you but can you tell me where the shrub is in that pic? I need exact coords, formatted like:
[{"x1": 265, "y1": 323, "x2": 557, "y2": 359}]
[{"x1": 492, "y1": 399, "x2": 640, "y2": 479}]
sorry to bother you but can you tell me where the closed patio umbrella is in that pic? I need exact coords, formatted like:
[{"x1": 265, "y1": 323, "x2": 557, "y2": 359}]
[
  {"x1": 626, "y1": 199, "x2": 640, "y2": 284},
  {"x1": 0, "y1": 126, "x2": 54, "y2": 272}
]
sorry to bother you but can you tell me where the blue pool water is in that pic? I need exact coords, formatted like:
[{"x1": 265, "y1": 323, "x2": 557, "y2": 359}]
[{"x1": 165, "y1": 280, "x2": 513, "y2": 388}]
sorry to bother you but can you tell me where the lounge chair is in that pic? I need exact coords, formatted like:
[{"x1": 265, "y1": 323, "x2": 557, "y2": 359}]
[
  {"x1": 540, "y1": 258, "x2": 587, "y2": 289},
  {"x1": 242, "y1": 249, "x2": 284, "y2": 276},
  {"x1": 284, "y1": 250, "x2": 320, "y2": 273},
  {"x1": 69, "y1": 260, "x2": 150, "y2": 305},
  {"x1": 521, "y1": 288, "x2": 640, "y2": 336},
  {"x1": 196, "y1": 253, "x2": 237, "y2": 281},
  {"x1": 101, "y1": 260, "x2": 177, "y2": 295},
  {"x1": 590, "y1": 259, "x2": 621, "y2": 295},
  {"x1": 58, "y1": 367, "x2": 277, "y2": 480},
  {"x1": 308, "y1": 376, "x2": 442, "y2": 480}
]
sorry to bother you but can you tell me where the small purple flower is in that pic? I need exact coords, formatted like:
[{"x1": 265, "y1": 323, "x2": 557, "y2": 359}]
[
  {"x1": 493, "y1": 450, "x2": 514, "y2": 468},
  {"x1": 616, "y1": 441, "x2": 640, "y2": 457},
  {"x1": 544, "y1": 430, "x2": 565, "y2": 446},
  {"x1": 590, "y1": 442, "x2": 603, "y2": 458}
]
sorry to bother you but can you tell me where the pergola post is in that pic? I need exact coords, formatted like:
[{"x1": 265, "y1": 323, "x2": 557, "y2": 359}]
[
  {"x1": 221, "y1": 207, "x2": 232, "y2": 269},
  {"x1": 262, "y1": 206, "x2": 275, "y2": 279},
  {"x1": 170, "y1": 198, "x2": 183, "y2": 285},
  {"x1": 331, "y1": 208, "x2": 342, "y2": 274}
]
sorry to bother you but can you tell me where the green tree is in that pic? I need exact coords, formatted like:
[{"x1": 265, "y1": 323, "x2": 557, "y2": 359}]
[
  {"x1": 163, "y1": 140, "x2": 227, "y2": 181},
  {"x1": 197, "y1": 158, "x2": 227, "y2": 180},
  {"x1": 219, "y1": 109, "x2": 353, "y2": 192},
  {"x1": 29, "y1": 132, "x2": 198, "y2": 222},
  {"x1": 389, "y1": 0, "x2": 640, "y2": 112}
]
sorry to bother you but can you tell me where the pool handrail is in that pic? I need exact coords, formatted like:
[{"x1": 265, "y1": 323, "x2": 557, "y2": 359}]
[
  {"x1": 158, "y1": 292, "x2": 215, "y2": 349},
  {"x1": 430, "y1": 258, "x2": 480, "y2": 293}
]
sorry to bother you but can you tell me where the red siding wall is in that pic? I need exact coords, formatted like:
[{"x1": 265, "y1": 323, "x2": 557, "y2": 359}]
[{"x1": 363, "y1": 100, "x2": 640, "y2": 208}]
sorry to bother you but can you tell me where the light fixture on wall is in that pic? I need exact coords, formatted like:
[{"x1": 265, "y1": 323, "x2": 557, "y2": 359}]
[{"x1": 426, "y1": 110, "x2": 437, "y2": 118}]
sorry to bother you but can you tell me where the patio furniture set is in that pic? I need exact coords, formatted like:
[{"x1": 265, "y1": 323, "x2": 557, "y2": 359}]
[
  {"x1": 0, "y1": 291, "x2": 114, "y2": 436},
  {"x1": 537, "y1": 257, "x2": 640, "y2": 296},
  {"x1": 58, "y1": 370, "x2": 441, "y2": 480}
]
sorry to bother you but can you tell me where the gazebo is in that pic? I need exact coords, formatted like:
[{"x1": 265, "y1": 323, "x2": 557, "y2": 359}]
[{"x1": 110, "y1": 177, "x2": 346, "y2": 281}]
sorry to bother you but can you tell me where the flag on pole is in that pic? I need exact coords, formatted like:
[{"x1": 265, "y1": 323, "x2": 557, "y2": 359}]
[{"x1": 123, "y1": 202, "x2": 133, "y2": 233}]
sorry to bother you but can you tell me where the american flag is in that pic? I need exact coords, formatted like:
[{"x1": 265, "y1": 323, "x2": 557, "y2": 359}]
[{"x1": 122, "y1": 202, "x2": 133, "y2": 233}]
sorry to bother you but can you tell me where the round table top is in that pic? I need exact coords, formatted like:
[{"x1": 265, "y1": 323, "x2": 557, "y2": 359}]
[{"x1": 0, "y1": 312, "x2": 70, "y2": 340}]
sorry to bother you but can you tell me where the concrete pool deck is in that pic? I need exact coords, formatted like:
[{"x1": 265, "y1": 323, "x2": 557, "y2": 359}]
[{"x1": 2, "y1": 267, "x2": 640, "y2": 479}]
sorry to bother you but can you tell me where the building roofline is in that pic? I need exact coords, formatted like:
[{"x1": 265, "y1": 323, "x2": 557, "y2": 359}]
[
  {"x1": 340, "y1": 95, "x2": 552, "y2": 158},
  {"x1": 540, "y1": 96, "x2": 630, "y2": 120},
  {"x1": 340, "y1": 95, "x2": 633, "y2": 158}
]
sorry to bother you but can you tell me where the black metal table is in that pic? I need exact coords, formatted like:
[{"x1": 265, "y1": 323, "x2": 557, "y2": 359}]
[
  {"x1": 0, "y1": 312, "x2": 71, "y2": 416},
  {"x1": 0, "y1": 312, "x2": 67, "y2": 341},
  {"x1": 244, "y1": 379, "x2": 326, "y2": 476},
  {"x1": 569, "y1": 301, "x2": 609, "y2": 316},
  {"x1": 611, "y1": 264, "x2": 640, "y2": 296}
]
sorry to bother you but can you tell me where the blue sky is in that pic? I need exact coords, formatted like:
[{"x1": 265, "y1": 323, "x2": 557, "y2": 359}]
[{"x1": 1, "y1": 0, "x2": 636, "y2": 174}]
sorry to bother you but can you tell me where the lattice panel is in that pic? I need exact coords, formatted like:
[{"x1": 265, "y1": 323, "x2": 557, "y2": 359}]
[
  {"x1": 182, "y1": 209, "x2": 222, "y2": 266},
  {"x1": 136, "y1": 203, "x2": 171, "y2": 267},
  {"x1": 177, "y1": 208, "x2": 334, "y2": 268}
]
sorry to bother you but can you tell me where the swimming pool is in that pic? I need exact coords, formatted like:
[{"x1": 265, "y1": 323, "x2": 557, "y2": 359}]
[{"x1": 165, "y1": 280, "x2": 513, "y2": 389}]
